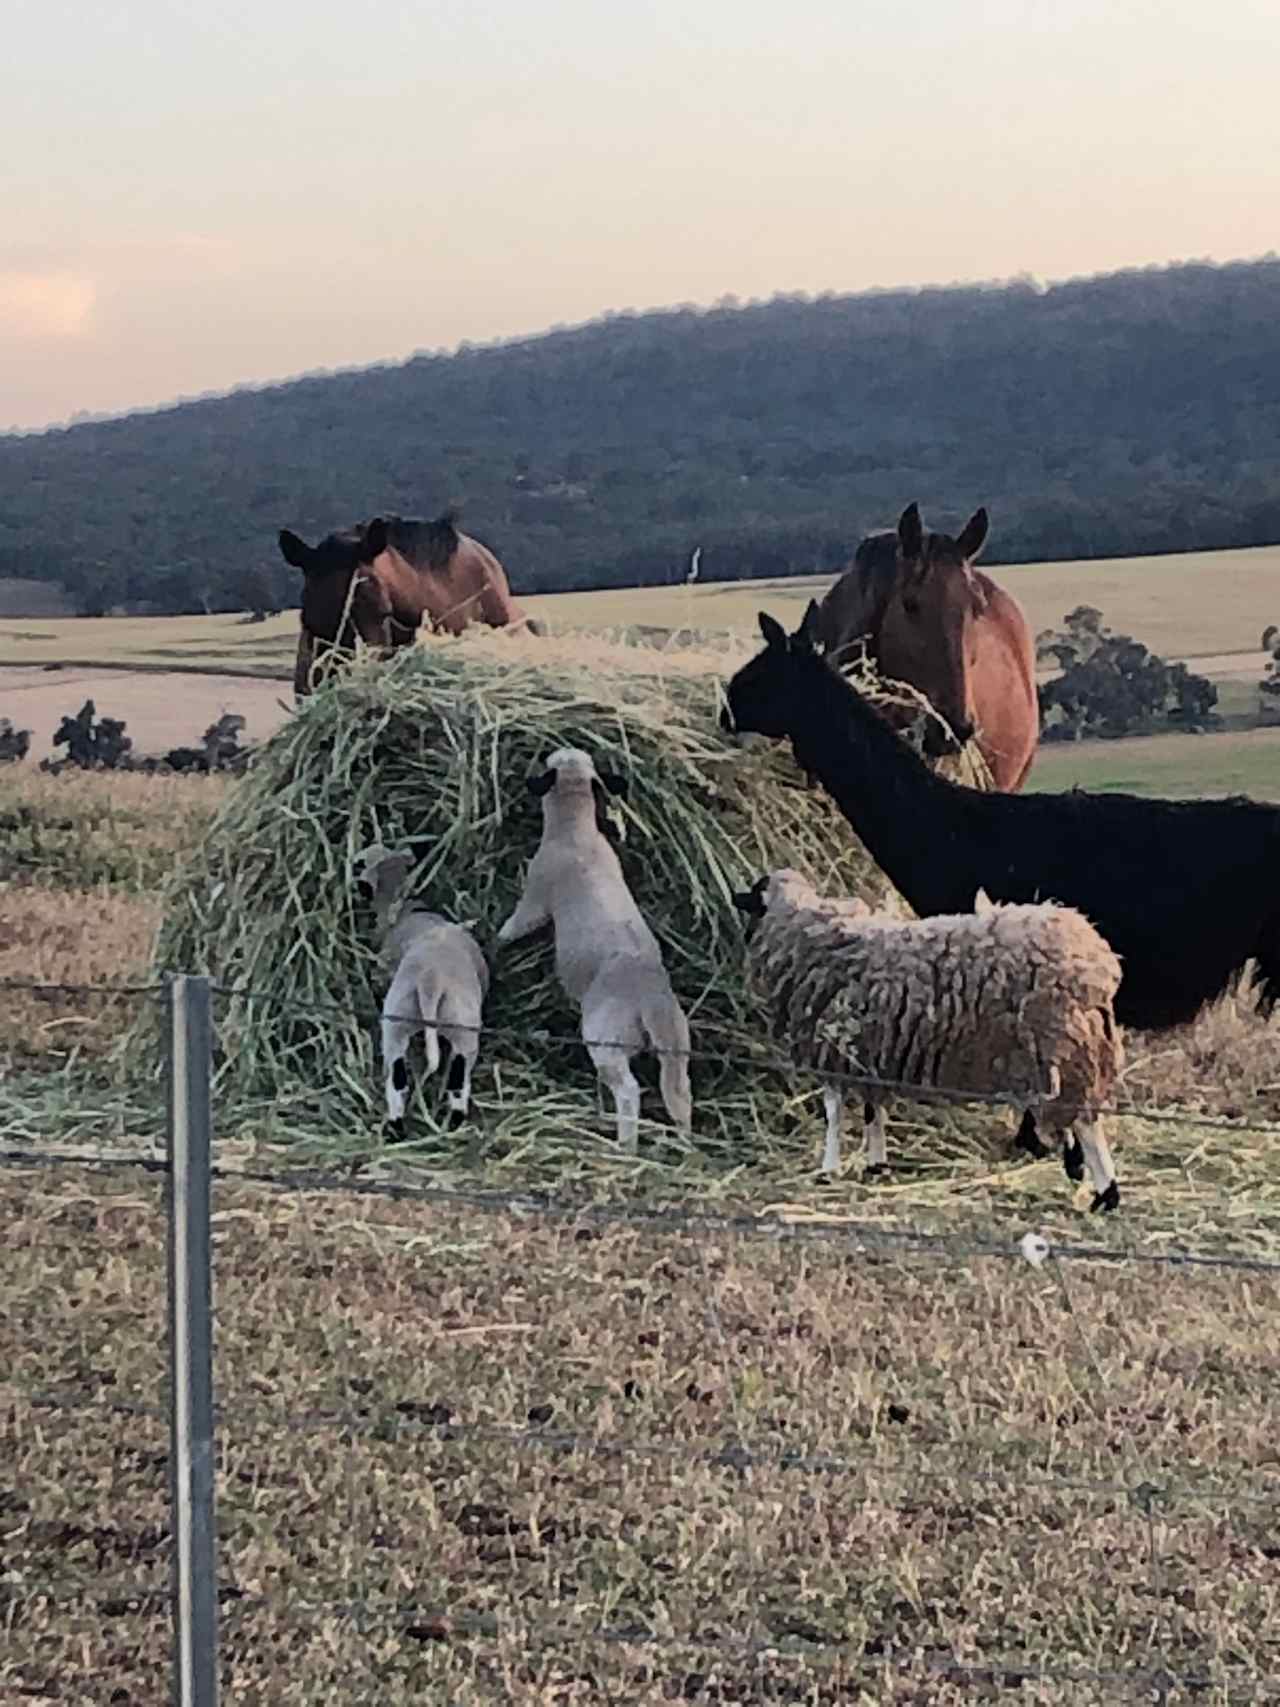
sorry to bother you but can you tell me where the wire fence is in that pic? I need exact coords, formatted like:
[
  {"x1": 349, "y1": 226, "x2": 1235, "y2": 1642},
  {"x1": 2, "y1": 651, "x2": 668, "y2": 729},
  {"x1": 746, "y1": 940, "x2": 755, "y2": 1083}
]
[{"x1": 4, "y1": 972, "x2": 1280, "y2": 1702}]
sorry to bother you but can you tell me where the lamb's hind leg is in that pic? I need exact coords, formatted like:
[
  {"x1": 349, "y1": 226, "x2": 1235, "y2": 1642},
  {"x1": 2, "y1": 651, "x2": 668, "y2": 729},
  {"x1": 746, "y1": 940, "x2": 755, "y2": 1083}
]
[
  {"x1": 1072, "y1": 1117, "x2": 1119, "y2": 1213},
  {"x1": 1013, "y1": 1106, "x2": 1052, "y2": 1160},
  {"x1": 381, "y1": 971, "x2": 421, "y2": 1132},
  {"x1": 589, "y1": 1043, "x2": 642, "y2": 1154},
  {"x1": 864, "y1": 1101, "x2": 888, "y2": 1177},
  {"x1": 441, "y1": 1022, "x2": 479, "y2": 1129},
  {"x1": 820, "y1": 1085, "x2": 843, "y2": 1174}
]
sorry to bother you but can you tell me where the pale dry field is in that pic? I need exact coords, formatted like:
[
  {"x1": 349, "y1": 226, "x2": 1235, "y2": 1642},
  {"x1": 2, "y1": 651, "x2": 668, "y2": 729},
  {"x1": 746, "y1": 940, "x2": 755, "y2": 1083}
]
[
  {"x1": 1, "y1": 541, "x2": 1276, "y2": 673},
  {"x1": 0, "y1": 665, "x2": 292, "y2": 762}
]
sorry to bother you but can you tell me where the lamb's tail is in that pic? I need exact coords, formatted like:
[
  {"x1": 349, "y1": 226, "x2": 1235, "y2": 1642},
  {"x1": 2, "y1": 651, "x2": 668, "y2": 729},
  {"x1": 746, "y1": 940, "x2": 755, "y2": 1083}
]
[
  {"x1": 641, "y1": 984, "x2": 693, "y2": 1134},
  {"x1": 414, "y1": 969, "x2": 445, "y2": 1076}
]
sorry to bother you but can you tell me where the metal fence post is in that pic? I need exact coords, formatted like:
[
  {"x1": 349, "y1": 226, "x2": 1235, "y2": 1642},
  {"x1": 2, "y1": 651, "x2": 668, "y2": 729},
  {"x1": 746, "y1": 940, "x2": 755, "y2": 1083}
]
[{"x1": 167, "y1": 974, "x2": 219, "y2": 1707}]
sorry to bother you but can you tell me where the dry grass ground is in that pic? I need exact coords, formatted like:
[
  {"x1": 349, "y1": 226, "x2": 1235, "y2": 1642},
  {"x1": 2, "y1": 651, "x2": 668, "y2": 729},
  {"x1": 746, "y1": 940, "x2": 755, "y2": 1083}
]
[
  {"x1": 0, "y1": 770, "x2": 224, "y2": 1063},
  {"x1": 5, "y1": 1164, "x2": 1280, "y2": 1705}
]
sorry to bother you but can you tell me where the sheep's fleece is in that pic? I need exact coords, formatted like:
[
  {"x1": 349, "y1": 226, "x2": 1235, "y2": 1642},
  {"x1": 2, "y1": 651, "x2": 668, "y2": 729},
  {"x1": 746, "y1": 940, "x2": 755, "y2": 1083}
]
[{"x1": 747, "y1": 870, "x2": 1123, "y2": 1124}]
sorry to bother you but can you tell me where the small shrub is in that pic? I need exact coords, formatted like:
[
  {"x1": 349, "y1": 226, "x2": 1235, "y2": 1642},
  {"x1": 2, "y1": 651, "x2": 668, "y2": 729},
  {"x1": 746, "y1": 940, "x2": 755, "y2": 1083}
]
[
  {"x1": 0, "y1": 718, "x2": 31, "y2": 765},
  {"x1": 1036, "y1": 607, "x2": 1218, "y2": 741}
]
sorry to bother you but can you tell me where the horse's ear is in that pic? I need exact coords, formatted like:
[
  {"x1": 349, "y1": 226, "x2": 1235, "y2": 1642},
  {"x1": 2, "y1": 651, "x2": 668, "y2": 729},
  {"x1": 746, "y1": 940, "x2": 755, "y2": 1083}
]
[
  {"x1": 278, "y1": 529, "x2": 312, "y2": 571},
  {"x1": 758, "y1": 612, "x2": 787, "y2": 650},
  {"x1": 794, "y1": 600, "x2": 821, "y2": 653},
  {"x1": 526, "y1": 768, "x2": 557, "y2": 798},
  {"x1": 956, "y1": 507, "x2": 989, "y2": 563},
  {"x1": 362, "y1": 517, "x2": 389, "y2": 560},
  {"x1": 897, "y1": 502, "x2": 924, "y2": 563}
]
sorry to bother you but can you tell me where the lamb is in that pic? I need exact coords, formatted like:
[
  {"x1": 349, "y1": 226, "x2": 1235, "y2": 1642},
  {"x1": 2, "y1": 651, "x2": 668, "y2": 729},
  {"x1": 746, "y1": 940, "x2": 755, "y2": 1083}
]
[
  {"x1": 721, "y1": 608, "x2": 1280, "y2": 1158},
  {"x1": 353, "y1": 844, "x2": 489, "y2": 1130},
  {"x1": 495, "y1": 746, "x2": 693, "y2": 1149},
  {"x1": 732, "y1": 868, "x2": 1125, "y2": 1211}
]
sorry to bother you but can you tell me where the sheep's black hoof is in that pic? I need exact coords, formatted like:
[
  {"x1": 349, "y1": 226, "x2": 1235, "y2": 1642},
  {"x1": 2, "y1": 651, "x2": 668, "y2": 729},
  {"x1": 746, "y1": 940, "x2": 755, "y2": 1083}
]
[
  {"x1": 447, "y1": 1107, "x2": 467, "y2": 1133},
  {"x1": 1090, "y1": 1181, "x2": 1120, "y2": 1214},
  {"x1": 1063, "y1": 1137, "x2": 1085, "y2": 1183},
  {"x1": 863, "y1": 1163, "x2": 890, "y2": 1181},
  {"x1": 1013, "y1": 1110, "x2": 1050, "y2": 1160},
  {"x1": 385, "y1": 1117, "x2": 409, "y2": 1144}
]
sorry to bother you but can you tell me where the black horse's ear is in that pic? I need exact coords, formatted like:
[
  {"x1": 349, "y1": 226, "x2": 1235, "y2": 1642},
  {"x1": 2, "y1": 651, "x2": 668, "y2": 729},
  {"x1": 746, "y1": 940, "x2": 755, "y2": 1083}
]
[
  {"x1": 362, "y1": 516, "x2": 389, "y2": 559},
  {"x1": 897, "y1": 501, "x2": 923, "y2": 562},
  {"x1": 794, "y1": 601, "x2": 821, "y2": 653},
  {"x1": 758, "y1": 611, "x2": 787, "y2": 649},
  {"x1": 526, "y1": 768, "x2": 557, "y2": 797},
  {"x1": 278, "y1": 529, "x2": 312, "y2": 570},
  {"x1": 596, "y1": 768, "x2": 628, "y2": 797}
]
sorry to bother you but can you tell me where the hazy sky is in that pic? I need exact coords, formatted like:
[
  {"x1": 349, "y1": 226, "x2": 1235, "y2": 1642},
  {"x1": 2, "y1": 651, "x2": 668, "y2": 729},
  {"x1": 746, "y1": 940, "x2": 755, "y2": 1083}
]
[{"x1": 4, "y1": 0, "x2": 1278, "y2": 431}]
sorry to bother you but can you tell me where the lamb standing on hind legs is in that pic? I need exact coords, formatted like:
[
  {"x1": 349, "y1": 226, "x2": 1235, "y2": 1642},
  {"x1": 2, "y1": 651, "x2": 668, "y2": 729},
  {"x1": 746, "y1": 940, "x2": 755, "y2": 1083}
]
[
  {"x1": 495, "y1": 747, "x2": 693, "y2": 1150},
  {"x1": 732, "y1": 870, "x2": 1125, "y2": 1212},
  {"x1": 353, "y1": 845, "x2": 489, "y2": 1134}
]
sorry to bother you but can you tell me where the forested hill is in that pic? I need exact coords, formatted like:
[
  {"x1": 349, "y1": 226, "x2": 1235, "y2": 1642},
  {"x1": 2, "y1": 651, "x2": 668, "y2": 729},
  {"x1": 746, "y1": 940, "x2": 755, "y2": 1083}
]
[{"x1": 3, "y1": 257, "x2": 1280, "y2": 616}]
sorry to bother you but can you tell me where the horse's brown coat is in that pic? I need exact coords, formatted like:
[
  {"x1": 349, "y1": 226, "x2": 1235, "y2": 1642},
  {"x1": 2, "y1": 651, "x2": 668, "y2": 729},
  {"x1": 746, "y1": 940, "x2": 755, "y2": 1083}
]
[
  {"x1": 813, "y1": 503, "x2": 1039, "y2": 791},
  {"x1": 279, "y1": 512, "x2": 542, "y2": 698}
]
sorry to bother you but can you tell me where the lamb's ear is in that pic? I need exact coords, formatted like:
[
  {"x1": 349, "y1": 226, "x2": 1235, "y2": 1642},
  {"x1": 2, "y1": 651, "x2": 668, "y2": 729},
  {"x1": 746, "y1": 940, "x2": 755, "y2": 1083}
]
[
  {"x1": 407, "y1": 838, "x2": 434, "y2": 866},
  {"x1": 758, "y1": 611, "x2": 787, "y2": 650},
  {"x1": 596, "y1": 768, "x2": 628, "y2": 797},
  {"x1": 897, "y1": 502, "x2": 924, "y2": 563},
  {"x1": 731, "y1": 876, "x2": 768, "y2": 917},
  {"x1": 526, "y1": 768, "x2": 557, "y2": 797},
  {"x1": 956, "y1": 506, "x2": 989, "y2": 563},
  {"x1": 974, "y1": 887, "x2": 994, "y2": 915},
  {"x1": 278, "y1": 529, "x2": 313, "y2": 571}
]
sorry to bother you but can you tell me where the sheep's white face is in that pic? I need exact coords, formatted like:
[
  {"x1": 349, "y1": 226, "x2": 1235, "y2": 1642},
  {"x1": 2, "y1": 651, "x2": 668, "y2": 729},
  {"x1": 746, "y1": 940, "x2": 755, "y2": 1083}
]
[{"x1": 542, "y1": 747, "x2": 599, "y2": 794}]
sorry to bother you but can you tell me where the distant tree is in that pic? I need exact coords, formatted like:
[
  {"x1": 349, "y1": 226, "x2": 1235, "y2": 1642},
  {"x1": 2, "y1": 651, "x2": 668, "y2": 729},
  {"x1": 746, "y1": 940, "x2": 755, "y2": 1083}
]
[
  {"x1": 1038, "y1": 609, "x2": 1218, "y2": 740},
  {"x1": 1261, "y1": 624, "x2": 1280, "y2": 715},
  {"x1": 42, "y1": 700, "x2": 133, "y2": 770},
  {"x1": 0, "y1": 718, "x2": 30, "y2": 763}
]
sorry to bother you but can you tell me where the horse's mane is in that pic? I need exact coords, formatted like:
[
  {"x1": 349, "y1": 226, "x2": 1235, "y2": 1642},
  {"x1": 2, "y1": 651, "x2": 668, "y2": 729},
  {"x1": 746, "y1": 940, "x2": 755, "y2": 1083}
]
[{"x1": 384, "y1": 511, "x2": 462, "y2": 571}]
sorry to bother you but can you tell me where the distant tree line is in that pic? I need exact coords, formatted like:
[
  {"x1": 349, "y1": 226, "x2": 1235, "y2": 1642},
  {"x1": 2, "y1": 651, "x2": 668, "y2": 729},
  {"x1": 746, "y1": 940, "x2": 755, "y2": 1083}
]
[{"x1": 1, "y1": 256, "x2": 1278, "y2": 616}]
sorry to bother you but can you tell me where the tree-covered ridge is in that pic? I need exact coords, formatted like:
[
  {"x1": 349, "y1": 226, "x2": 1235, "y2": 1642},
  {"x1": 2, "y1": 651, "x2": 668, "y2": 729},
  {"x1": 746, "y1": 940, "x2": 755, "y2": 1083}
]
[{"x1": 2, "y1": 257, "x2": 1278, "y2": 616}]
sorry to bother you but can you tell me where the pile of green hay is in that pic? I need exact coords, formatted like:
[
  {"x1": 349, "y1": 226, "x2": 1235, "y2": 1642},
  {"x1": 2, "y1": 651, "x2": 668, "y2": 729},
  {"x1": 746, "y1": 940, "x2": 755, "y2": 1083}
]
[
  {"x1": 140, "y1": 627, "x2": 995, "y2": 1174},
  {"x1": 144, "y1": 631, "x2": 896, "y2": 1162}
]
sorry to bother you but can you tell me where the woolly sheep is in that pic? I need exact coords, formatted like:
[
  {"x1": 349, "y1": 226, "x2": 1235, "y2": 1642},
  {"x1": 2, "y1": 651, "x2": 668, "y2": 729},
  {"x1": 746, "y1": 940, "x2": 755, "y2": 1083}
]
[
  {"x1": 733, "y1": 868, "x2": 1125, "y2": 1212},
  {"x1": 495, "y1": 746, "x2": 693, "y2": 1149},
  {"x1": 353, "y1": 844, "x2": 489, "y2": 1130}
]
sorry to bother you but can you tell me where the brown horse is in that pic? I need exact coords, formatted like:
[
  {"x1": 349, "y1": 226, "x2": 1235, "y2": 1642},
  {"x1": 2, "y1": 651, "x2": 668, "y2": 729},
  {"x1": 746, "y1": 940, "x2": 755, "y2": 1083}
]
[
  {"x1": 278, "y1": 511, "x2": 544, "y2": 698},
  {"x1": 811, "y1": 502, "x2": 1038, "y2": 791}
]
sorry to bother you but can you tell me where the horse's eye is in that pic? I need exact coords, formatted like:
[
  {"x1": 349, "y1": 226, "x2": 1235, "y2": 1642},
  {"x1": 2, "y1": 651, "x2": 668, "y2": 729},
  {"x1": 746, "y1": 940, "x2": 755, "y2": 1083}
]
[{"x1": 902, "y1": 597, "x2": 921, "y2": 618}]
